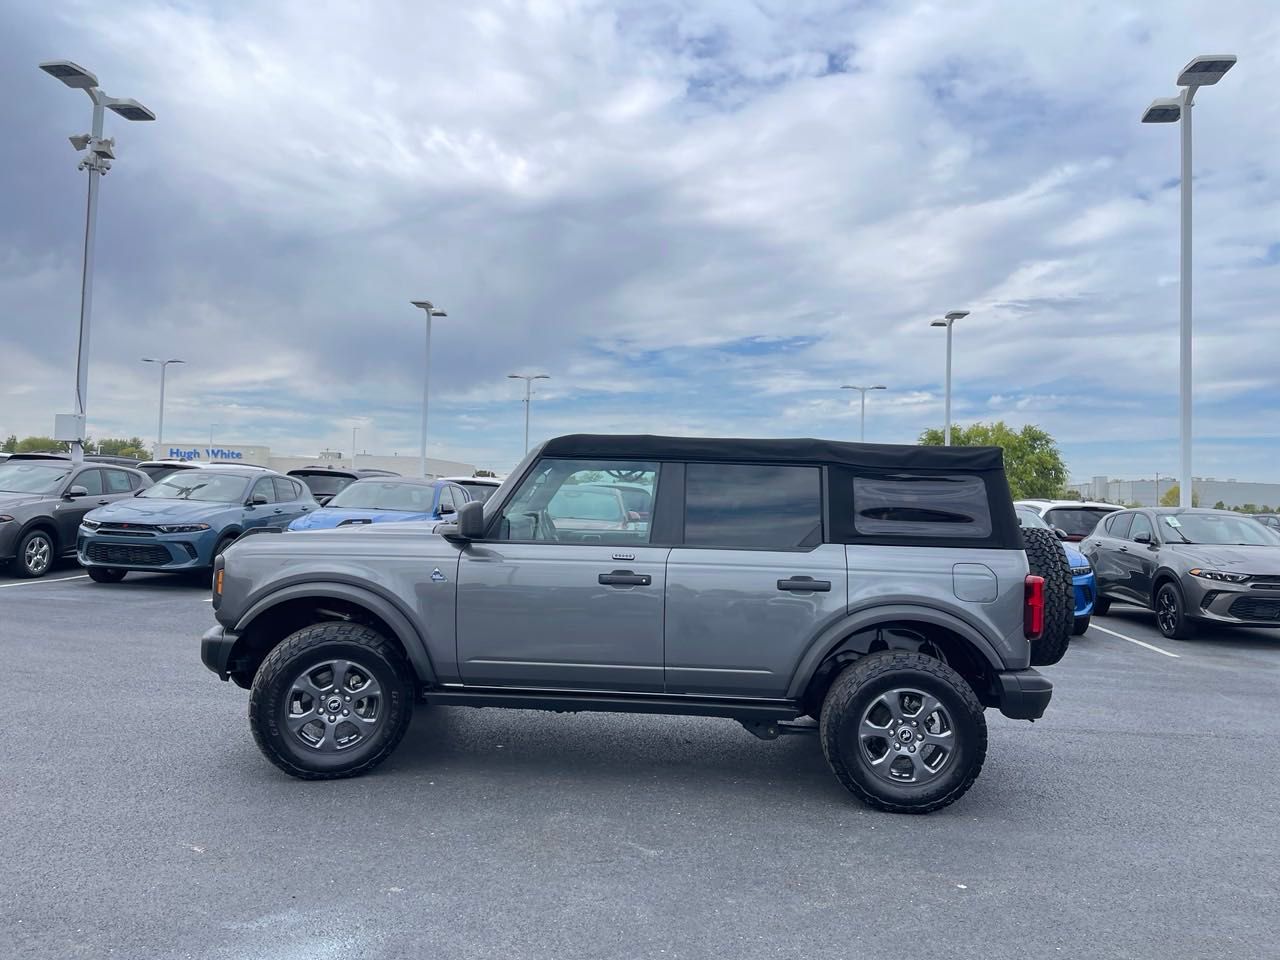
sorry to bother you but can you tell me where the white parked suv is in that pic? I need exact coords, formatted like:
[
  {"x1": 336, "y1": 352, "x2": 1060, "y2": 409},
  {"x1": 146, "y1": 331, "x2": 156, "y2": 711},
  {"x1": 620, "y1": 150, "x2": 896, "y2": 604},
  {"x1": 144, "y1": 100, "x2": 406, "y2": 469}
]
[{"x1": 1016, "y1": 499, "x2": 1121, "y2": 543}]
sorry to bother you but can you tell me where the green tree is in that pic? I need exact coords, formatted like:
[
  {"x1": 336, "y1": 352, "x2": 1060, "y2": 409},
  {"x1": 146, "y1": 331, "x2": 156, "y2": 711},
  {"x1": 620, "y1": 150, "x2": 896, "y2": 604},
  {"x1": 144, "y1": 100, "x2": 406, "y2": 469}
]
[
  {"x1": 473, "y1": 469, "x2": 498, "y2": 478},
  {"x1": 1160, "y1": 484, "x2": 1200, "y2": 507},
  {"x1": 1213, "y1": 500, "x2": 1226, "y2": 510},
  {"x1": 94, "y1": 437, "x2": 150, "y2": 459},
  {"x1": 15, "y1": 436, "x2": 69, "y2": 453},
  {"x1": 918, "y1": 421, "x2": 1067, "y2": 500},
  {"x1": 1, "y1": 435, "x2": 16, "y2": 453}
]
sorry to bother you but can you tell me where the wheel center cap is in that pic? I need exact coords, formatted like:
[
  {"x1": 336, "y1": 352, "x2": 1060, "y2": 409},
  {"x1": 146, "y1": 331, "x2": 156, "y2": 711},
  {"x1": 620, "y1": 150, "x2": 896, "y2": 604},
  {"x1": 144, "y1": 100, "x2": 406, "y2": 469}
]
[
  {"x1": 898, "y1": 728, "x2": 914, "y2": 743},
  {"x1": 326, "y1": 696, "x2": 343, "y2": 713}
]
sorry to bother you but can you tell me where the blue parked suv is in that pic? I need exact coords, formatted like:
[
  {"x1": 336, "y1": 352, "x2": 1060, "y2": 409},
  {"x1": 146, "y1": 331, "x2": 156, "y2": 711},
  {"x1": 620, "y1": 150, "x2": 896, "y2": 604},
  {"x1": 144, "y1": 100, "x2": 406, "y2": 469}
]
[
  {"x1": 78, "y1": 467, "x2": 317, "y2": 582},
  {"x1": 1017, "y1": 506, "x2": 1095, "y2": 634},
  {"x1": 287, "y1": 477, "x2": 472, "y2": 531}
]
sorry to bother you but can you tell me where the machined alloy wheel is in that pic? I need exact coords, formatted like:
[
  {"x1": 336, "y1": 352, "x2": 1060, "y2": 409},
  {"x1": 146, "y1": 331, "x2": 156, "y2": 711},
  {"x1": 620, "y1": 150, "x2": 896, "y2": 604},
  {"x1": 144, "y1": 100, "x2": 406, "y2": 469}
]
[
  {"x1": 285, "y1": 658, "x2": 384, "y2": 753},
  {"x1": 857, "y1": 688, "x2": 955, "y2": 786},
  {"x1": 16, "y1": 530, "x2": 54, "y2": 578}
]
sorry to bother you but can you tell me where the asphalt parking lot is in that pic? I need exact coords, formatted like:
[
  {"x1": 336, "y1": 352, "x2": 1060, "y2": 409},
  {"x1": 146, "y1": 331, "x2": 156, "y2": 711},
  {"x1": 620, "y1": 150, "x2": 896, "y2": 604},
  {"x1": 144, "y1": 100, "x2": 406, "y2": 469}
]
[{"x1": 3, "y1": 562, "x2": 1278, "y2": 960}]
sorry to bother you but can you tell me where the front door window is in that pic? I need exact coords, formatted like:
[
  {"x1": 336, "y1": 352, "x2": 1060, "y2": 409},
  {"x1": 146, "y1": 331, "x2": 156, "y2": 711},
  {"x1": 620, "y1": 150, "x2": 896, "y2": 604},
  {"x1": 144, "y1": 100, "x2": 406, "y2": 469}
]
[{"x1": 496, "y1": 459, "x2": 658, "y2": 545}]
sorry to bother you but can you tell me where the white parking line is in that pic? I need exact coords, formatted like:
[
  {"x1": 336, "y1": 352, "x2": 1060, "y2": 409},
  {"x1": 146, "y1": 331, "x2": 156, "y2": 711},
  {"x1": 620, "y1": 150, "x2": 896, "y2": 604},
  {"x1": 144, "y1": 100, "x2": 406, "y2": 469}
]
[
  {"x1": 0, "y1": 575, "x2": 90, "y2": 589},
  {"x1": 1088, "y1": 623, "x2": 1181, "y2": 659}
]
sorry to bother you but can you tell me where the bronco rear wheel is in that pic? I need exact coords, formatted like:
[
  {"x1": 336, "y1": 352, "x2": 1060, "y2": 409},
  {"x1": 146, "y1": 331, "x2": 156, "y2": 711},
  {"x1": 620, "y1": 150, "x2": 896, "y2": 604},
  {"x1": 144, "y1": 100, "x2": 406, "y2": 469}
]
[
  {"x1": 819, "y1": 651, "x2": 987, "y2": 814},
  {"x1": 248, "y1": 621, "x2": 414, "y2": 780}
]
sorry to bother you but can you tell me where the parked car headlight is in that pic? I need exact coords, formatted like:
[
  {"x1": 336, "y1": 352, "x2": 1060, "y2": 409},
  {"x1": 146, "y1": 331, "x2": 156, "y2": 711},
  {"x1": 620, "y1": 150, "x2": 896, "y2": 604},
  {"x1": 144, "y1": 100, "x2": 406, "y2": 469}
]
[
  {"x1": 1071, "y1": 564, "x2": 1092, "y2": 575},
  {"x1": 1188, "y1": 568, "x2": 1250, "y2": 583},
  {"x1": 80, "y1": 518, "x2": 101, "y2": 530},
  {"x1": 156, "y1": 523, "x2": 211, "y2": 533}
]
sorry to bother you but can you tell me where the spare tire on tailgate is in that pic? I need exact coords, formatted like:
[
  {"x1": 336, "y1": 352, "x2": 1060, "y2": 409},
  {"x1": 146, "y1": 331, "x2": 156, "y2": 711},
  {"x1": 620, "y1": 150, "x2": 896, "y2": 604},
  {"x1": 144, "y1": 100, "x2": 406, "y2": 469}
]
[{"x1": 1022, "y1": 526, "x2": 1073, "y2": 666}]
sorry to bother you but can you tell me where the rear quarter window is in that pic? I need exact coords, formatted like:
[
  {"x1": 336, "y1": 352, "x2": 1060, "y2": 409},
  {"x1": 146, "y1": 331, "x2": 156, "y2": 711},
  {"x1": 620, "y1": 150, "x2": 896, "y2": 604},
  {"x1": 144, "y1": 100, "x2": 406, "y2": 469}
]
[{"x1": 852, "y1": 474, "x2": 992, "y2": 539}]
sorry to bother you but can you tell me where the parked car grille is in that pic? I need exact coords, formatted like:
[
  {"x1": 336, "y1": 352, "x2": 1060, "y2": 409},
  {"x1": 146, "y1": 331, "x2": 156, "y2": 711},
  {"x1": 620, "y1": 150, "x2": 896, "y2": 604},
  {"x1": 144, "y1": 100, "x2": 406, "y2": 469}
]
[
  {"x1": 1229, "y1": 597, "x2": 1280, "y2": 621},
  {"x1": 1249, "y1": 575, "x2": 1280, "y2": 590},
  {"x1": 97, "y1": 523, "x2": 158, "y2": 538},
  {"x1": 86, "y1": 543, "x2": 172, "y2": 566}
]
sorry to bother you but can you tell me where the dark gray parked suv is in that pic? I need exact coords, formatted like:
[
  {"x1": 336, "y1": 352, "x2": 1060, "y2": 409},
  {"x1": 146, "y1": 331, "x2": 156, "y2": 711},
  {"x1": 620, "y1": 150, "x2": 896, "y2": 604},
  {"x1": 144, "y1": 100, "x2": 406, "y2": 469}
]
[
  {"x1": 0, "y1": 455, "x2": 150, "y2": 577},
  {"x1": 202, "y1": 435, "x2": 1055, "y2": 813}
]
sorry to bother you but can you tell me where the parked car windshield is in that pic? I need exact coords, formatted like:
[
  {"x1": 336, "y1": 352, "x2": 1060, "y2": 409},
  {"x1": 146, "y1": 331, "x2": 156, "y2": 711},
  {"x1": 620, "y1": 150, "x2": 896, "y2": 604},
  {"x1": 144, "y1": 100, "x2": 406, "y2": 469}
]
[
  {"x1": 327, "y1": 481, "x2": 435, "y2": 512},
  {"x1": 1159, "y1": 513, "x2": 1280, "y2": 546},
  {"x1": 456, "y1": 482, "x2": 498, "y2": 503},
  {"x1": 1015, "y1": 507, "x2": 1051, "y2": 530},
  {"x1": 139, "y1": 464, "x2": 193, "y2": 482},
  {"x1": 294, "y1": 473, "x2": 355, "y2": 498},
  {"x1": 548, "y1": 486, "x2": 625, "y2": 521},
  {"x1": 139, "y1": 473, "x2": 250, "y2": 503},
  {"x1": 0, "y1": 462, "x2": 71, "y2": 494},
  {"x1": 1044, "y1": 507, "x2": 1114, "y2": 538}
]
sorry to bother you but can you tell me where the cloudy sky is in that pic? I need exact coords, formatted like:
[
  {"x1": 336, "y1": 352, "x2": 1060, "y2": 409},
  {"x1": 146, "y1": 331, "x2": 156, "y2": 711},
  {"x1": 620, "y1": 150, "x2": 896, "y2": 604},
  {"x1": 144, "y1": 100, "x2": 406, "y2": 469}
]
[{"x1": 2, "y1": 0, "x2": 1277, "y2": 480}]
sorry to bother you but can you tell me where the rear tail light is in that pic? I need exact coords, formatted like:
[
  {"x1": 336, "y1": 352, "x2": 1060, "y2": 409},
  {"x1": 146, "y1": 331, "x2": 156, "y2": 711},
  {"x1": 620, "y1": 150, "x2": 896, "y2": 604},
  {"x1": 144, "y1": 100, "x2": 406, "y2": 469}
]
[{"x1": 1024, "y1": 575, "x2": 1045, "y2": 639}]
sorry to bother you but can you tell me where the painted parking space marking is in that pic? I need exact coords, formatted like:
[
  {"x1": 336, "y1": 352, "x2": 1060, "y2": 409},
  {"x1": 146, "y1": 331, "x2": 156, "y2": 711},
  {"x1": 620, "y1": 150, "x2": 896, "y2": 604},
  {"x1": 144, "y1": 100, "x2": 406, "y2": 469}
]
[
  {"x1": 1089, "y1": 623, "x2": 1181, "y2": 659},
  {"x1": 0, "y1": 575, "x2": 89, "y2": 589}
]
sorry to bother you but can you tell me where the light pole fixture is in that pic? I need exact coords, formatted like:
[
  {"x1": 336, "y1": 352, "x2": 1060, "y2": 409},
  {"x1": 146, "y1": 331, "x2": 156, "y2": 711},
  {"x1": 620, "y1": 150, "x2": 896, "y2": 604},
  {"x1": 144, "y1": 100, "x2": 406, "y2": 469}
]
[
  {"x1": 507, "y1": 374, "x2": 551, "y2": 453},
  {"x1": 141, "y1": 358, "x2": 184, "y2": 457},
  {"x1": 1142, "y1": 54, "x2": 1236, "y2": 507},
  {"x1": 410, "y1": 300, "x2": 447, "y2": 478},
  {"x1": 840, "y1": 384, "x2": 886, "y2": 442},
  {"x1": 40, "y1": 60, "x2": 154, "y2": 463},
  {"x1": 930, "y1": 310, "x2": 969, "y2": 445}
]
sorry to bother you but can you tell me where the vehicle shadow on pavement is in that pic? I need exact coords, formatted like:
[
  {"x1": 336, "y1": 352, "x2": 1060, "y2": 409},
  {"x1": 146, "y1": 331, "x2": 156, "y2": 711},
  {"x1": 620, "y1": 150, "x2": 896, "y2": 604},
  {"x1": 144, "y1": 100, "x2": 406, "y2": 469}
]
[{"x1": 1098, "y1": 605, "x2": 1280, "y2": 651}]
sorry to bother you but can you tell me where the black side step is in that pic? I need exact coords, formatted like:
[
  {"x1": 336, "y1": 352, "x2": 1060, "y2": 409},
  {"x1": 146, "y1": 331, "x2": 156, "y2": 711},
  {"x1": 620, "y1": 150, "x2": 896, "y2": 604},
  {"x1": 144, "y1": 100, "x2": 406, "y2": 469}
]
[{"x1": 423, "y1": 687, "x2": 802, "y2": 721}]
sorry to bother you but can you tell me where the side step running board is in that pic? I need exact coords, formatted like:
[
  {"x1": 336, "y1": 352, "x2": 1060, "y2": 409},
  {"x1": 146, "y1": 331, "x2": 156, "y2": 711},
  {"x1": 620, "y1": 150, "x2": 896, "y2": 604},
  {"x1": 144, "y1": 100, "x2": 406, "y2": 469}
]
[{"x1": 423, "y1": 686, "x2": 802, "y2": 722}]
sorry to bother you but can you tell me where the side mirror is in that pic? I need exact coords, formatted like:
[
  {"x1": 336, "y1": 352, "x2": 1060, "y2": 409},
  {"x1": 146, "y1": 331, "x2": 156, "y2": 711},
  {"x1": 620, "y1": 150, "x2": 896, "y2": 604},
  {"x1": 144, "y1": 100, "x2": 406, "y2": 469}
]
[
  {"x1": 627, "y1": 511, "x2": 642, "y2": 523},
  {"x1": 445, "y1": 500, "x2": 485, "y2": 541},
  {"x1": 439, "y1": 501, "x2": 456, "y2": 515},
  {"x1": 65, "y1": 485, "x2": 89, "y2": 499},
  {"x1": 1054, "y1": 527, "x2": 1069, "y2": 540},
  {"x1": 250, "y1": 494, "x2": 269, "y2": 506},
  {"x1": 1133, "y1": 531, "x2": 1152, "y2": 544}
]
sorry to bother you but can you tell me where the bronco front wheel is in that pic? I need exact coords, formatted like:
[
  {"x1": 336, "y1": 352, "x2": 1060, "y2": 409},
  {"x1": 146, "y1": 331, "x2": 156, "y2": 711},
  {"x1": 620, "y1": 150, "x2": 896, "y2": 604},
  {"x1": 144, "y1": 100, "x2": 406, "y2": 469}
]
[{"x1": 248, "y1": 621, "x2": 414, "y2": 780}]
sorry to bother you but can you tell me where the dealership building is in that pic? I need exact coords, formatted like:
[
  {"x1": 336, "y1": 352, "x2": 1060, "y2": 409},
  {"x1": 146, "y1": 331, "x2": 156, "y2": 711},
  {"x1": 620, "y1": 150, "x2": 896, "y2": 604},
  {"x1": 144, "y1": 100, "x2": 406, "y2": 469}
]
[
  {"x1": 1071, "y1": 475, "x2": 1280, "y2": 509},
  {"x1": 156, "y1": 443, "x2": 481, "y2": 479}
]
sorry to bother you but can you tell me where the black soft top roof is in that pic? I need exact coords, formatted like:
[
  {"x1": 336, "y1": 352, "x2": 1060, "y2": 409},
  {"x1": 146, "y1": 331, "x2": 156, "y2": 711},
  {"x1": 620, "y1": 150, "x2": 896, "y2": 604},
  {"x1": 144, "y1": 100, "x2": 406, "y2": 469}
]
[{"x1": 540, "y1": 434, "x2": 1006, "y2": 473}]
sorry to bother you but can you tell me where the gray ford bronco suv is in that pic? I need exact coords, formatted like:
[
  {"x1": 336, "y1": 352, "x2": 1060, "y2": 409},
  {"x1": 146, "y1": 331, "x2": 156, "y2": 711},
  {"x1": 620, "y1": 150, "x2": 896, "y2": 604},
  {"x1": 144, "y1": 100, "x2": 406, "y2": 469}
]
[{"x1": 202, "y1": 434, "x2": 1055, "y2": 813}]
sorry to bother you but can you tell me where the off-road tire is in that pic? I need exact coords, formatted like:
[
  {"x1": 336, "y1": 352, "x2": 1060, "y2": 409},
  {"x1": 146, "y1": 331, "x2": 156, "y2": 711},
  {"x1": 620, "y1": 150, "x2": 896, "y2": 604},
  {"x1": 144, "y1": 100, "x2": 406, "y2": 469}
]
[
  {"x1": 13, "y1": 528, "x2": 55, "y2": 578},
  {"x1": 1092, "y1": 595, "x2": 1111, "y2": 616},
  {"x1": 1022, "y1": 526, "x2": 1074, "y2": 666},
  {"x1": 1155, "y1": 581, "x2": 1197, "y2": 641},
  {"x1": 819, "y1": 651, "x2": 987, "y2": 814},
  {"x1": 87, "y1": 567, "x2": 127, "y2": 583},
  {"x1": 1072, "y1": 614, "x2": 1090, "y2": 636},
  {"x1": 249, "y1": 621, "x2": 414, "y2": 780}
]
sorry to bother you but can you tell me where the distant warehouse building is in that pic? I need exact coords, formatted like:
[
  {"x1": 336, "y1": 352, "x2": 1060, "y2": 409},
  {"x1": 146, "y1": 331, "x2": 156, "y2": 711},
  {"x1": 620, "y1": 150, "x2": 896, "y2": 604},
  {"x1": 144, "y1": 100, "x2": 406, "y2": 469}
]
[
  {"x1": 1071, "y1": 475, "x2": 1280, "y2": 509},
  {"x1": 155, "y1": 443, "x2": 480, "y2": 479}
]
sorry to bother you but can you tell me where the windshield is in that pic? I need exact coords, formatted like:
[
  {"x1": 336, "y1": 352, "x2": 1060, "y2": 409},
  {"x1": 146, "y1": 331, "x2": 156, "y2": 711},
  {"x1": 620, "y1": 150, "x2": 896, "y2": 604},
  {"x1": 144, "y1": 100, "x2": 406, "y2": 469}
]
[
  {"x1": 1044, "y1": 507, "x2": 1114, "y2": 538},
  {"x1": 327, "y1": 481, "x2": 436, "y2": 512},
  {"x1": 457, "y1": 482, "x2": 498, "y2": 504},
  {"x1": 294, "y1": 474, "x2": 356, "y2": 497},
  {"x1": 1015, "y1": 507, "x2": 1050, "y2": 530},
  {"x1": 138, "y1": 473, "x2": 249, "y2": 503},
  {"x1": 1159, "y1": 513, "x2": 1280, "y2": 546},
  {"x1": 0, "y1": 462, "x2": 71, "y2": 494},
  {"x1": 548, "y1": 487, "x2": 625, "y2": 521}
]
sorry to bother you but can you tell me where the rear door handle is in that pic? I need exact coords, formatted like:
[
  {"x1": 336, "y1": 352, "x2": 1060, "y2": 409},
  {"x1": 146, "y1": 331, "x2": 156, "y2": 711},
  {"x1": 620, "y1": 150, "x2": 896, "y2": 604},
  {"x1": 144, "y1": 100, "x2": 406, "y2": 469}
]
[
  {"x1": 777, "y1": 577, "x2": 832, "y2": 592},
  {"x1": 1118, "y1": 546, "x2": 1129, "y2": 553},
  {"x1": 599, "y1": 570, "x2": 651, "y2": 587},
  {"x1": 97, "y1": 499, "x2": 110, "y2": 505}
]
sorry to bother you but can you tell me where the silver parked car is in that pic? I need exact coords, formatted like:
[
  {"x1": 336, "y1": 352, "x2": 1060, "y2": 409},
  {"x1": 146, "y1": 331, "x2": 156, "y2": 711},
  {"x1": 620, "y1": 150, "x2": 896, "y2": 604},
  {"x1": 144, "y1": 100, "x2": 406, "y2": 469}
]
[
  {"x1": 202, "y1": 434, "x2": 1059, "y2": 813},
  {"x1": 1080, "y1": 507, "x2": 1280, "y2": 639}
]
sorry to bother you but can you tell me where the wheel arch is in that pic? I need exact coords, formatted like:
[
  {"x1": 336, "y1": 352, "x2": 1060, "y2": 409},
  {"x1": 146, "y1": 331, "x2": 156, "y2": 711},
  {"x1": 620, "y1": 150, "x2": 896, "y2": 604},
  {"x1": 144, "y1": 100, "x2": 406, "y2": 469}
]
[
  {"x1": 787, "y1": 605, "x2": 1007, "y2": 712},
  {"x1": 18, "y1": 518, "x2": 60, "y2": 553},
  {"x1": 1150, "y1": 568, "x2": 1184, "y2": 606},
  {"x1": 227, "y1": 582, "x2": 436, "y2": 689}
]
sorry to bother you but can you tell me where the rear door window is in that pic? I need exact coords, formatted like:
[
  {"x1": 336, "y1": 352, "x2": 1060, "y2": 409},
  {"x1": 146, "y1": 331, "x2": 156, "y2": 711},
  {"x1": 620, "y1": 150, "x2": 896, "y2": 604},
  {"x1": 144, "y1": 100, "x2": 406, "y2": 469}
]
[
  {"x1": 851, "y1": 474, "x2": 991, "y2": 539},
  {"x1": 684, "y1": 463, "x2": 821, "y2": 549}
]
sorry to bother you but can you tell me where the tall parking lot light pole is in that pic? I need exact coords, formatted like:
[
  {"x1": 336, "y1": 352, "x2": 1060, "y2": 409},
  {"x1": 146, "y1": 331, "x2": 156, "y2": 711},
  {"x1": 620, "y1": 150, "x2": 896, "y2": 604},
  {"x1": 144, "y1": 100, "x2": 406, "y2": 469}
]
[
  {"x1": 507, "y1": 374, "x2": 550, "y2": 454},
  {"x1": 39, "y1": 61, "x2": 155, "y2": 464},
  {"x1": 410, "y1": 300, "x2": 447, "y2": 478},
  {"x1": 1142, "y1": 55, "x2": 1236, "y2": 508},
  {"x1": 141, "y1": 358, "x2": 184, "y2": 456},
  {"x1": 841, "y1": 384, "x2": 886, "y2": 442},
  {"x1": 930, "y1": 311, "x2": 969, "y2": 445}
]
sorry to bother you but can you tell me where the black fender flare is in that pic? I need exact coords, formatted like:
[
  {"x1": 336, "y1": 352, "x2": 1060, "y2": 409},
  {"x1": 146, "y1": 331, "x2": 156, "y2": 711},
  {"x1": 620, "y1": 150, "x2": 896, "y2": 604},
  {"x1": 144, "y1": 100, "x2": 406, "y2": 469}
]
[
  {"x1": 785, "y1": 603, "x2": 1007, "y2": 700},
  {"x1": 233, "y1": 580, "x2": 437, "y2": 684}
]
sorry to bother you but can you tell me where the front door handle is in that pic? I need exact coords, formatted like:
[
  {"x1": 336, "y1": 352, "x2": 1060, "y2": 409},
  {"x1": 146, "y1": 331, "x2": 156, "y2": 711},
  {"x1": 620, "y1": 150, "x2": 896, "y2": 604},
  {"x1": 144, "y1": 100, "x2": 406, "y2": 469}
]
[
  {"x1": 97, "y1": 499, "x2": 110, "y2": 505},
  {"x1": 599, "y1": 570, "x2": 651, "y2": 587},
  {"x1": 777, "y1": 577, "x2": 832, "y2": 592},
  {"x1": 1118, "y1": 545, "x2": 1129, "y2": 553}
]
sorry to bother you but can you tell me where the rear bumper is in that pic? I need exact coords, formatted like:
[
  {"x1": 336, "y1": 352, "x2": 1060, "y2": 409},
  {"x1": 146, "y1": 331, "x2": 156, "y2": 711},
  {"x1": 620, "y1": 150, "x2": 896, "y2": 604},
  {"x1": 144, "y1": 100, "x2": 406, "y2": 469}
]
[
  {"x1": 201, "y1": 624, "x2": 240, "y2": 680},
  {"x1": 995, "y1": 668, "x2": 1053, "y2": 720}
]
